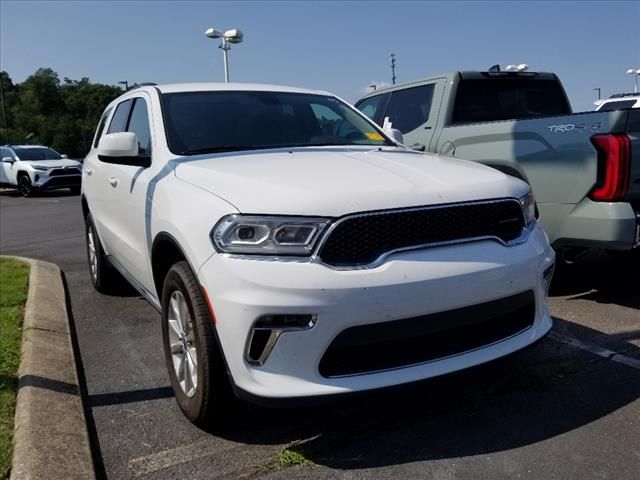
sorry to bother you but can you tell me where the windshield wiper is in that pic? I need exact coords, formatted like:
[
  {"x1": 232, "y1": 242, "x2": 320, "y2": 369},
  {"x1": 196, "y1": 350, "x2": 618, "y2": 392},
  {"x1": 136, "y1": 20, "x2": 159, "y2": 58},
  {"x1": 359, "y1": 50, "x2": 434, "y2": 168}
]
[{"x1": 178, "y1": 145, "x2": 267, "y2": 155}]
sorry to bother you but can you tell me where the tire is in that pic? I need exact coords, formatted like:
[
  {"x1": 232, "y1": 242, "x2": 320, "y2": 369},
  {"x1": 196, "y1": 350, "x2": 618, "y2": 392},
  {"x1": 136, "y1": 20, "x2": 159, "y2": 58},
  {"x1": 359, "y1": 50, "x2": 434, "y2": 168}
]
[
  {"x1": 18, "y1": 174, "x2": 34, "y2": 197},
  {"x1": 70, "y1": 186, "x2": 81, "y2": 195},
  {"x1": 161, "y1": 261, "x2": 236, "y2": 427},
  {"x1": 85, "y1": 213, "x2": 117, "y2": 293}
]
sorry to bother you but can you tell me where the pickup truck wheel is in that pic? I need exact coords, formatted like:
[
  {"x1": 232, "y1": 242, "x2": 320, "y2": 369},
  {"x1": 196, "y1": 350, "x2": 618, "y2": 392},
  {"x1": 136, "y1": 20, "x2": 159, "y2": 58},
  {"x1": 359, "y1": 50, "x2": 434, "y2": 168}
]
[
  {"x1": 18, "y1": 175, "x2": 34, "y2": 197},
  {"x1": 85, "y1": 214, "x2": 116, "y2": 293},
  {"x1": 161, "y1": 261, "x2": 236, "y2": 427}
]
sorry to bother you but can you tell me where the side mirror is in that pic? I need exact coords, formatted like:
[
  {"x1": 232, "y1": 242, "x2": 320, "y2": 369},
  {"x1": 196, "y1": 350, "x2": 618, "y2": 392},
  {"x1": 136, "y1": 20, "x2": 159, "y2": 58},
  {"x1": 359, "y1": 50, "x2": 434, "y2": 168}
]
[
  {"x1": 97, "y1": 132, "x2": 150, "y2": 168},
  {"x1": 2, "y1": 157, "x2": 15, "y2": 164},
  {"x1": 384, "y1": 127, "x2": 404, "y2": 145}
]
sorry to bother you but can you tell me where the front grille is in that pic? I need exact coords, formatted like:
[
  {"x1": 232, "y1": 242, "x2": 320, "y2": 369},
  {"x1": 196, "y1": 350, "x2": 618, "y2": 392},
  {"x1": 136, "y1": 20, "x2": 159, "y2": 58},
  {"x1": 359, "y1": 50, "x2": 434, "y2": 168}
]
[
  {"x1": 318, "y1": 200, "x2": 524, "y2": 267},
  {"x1": 49, "y1": 168, "x2": 81, "y2": 176},
  {"x1": 319, "y1": 290, "x2": 535, "y2": 377},
  {"x1": 42, "y1": 177, "x2": 81, "y2": 189}
]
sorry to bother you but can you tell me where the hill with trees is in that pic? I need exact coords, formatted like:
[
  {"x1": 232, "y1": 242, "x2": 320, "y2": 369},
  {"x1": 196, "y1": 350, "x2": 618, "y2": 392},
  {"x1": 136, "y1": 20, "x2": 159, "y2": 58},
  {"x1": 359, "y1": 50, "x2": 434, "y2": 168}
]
[{"x1": 0, "y1": 68, "x2": 123, "y2": 158}]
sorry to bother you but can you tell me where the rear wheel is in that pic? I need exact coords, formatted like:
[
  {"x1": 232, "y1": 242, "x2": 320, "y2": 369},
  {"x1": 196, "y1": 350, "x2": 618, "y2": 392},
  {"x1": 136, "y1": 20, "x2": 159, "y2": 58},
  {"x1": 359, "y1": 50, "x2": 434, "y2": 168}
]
[
  {"x1": 18, "y1": 174, "x2": 34, "y2": 197},
  {"x1": 85, "y1": 214, "x2": 117, "y2": 293},
  {"x1": 161, "y1": 261, "x2": 236, "y2": 427}
]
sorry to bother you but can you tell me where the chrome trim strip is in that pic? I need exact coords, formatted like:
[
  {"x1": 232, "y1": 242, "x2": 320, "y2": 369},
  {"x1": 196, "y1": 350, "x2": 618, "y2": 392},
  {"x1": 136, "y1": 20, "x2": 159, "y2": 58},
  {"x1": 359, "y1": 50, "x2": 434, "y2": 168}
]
[
  {"x1": 323, "y1": 325, "x2": 533, "y2": 379},
  {"x1": 245, "y1": 314, "x2": 318, "y2": 366},
  {"x1": 105, "y1": 255, "x2": 162, "y2": 311}
]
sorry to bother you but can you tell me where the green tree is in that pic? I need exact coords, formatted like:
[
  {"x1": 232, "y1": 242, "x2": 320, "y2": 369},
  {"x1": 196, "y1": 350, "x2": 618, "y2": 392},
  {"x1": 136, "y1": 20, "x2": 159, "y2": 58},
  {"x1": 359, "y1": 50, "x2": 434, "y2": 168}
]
[{"x1": 1, "y1": 68, "x2": 122, "y2": 157}]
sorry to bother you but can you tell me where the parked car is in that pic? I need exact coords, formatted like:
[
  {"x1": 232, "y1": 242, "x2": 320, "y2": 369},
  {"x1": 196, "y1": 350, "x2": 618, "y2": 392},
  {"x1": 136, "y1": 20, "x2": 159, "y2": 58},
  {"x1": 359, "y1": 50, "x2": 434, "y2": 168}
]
[
  {"x1": 355, "y1": 70, "x2": 640, "y2": 253},
  {"x1": 0, "y1": 144, "x2": 82, "y2": 197},
  {"x1": 82, "y1": 83, "x2": 555, "y2": 426},
  {"x1": 594, "y1": 93, "x2": 640, "y2": 111}
]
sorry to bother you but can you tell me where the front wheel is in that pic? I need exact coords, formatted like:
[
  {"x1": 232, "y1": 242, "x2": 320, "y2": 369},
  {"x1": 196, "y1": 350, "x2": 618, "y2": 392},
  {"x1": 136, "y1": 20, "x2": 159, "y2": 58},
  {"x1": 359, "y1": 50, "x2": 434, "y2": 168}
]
[
  {"x1": 18, "y1": 175, "x2": 34, "y2": 197},
  {"x1": 161, "y1": 261, "x2": 236, "y2": 427}
]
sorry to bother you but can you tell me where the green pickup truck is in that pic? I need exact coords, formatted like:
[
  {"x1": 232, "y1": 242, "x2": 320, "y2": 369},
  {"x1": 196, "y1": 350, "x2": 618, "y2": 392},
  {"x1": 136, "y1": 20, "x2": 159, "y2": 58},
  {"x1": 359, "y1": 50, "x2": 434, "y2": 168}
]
[{"x1": 356, "y1": 71, "x2": 640, "y2": 252}]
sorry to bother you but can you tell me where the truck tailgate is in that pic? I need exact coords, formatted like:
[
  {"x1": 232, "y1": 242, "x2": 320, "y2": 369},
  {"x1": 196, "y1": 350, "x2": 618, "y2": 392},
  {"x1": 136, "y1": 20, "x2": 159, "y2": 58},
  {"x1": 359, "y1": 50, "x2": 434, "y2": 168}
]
[
  {"x1": 624, "y1": 109, "x2": 640, "y2": 200},
  {"x1": 436, "y1": 110, "x2": 633, "y2": 205}
]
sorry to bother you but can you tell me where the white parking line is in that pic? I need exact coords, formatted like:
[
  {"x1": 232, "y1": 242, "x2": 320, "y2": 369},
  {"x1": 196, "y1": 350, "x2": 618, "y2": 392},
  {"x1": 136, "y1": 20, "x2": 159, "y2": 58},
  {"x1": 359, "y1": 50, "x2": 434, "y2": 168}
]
[
  {"x1": 128, "y1": 438, "x2": 239, "y2": 476},
  {"x1": 549, "y1": 331, "x2": 640, "y2": 370}
]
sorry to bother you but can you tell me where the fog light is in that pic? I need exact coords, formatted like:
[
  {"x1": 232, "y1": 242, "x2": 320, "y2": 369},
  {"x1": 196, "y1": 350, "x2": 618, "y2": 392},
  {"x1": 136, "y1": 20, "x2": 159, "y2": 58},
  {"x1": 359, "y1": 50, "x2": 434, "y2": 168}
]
[
  {"x1": 246, "y1": 314, "x2": 317, "y2": 365},
  {"x1": 35, "y1": 174, "x2": 40, "y2": 181},
  {"x1": 543, "y1": 263, "x2": 555, "y2": 295}
]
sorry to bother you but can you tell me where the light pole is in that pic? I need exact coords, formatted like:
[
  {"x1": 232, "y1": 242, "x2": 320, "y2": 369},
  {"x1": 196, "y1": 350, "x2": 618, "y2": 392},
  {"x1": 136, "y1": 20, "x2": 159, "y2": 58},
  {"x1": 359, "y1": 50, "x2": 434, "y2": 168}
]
[
  {"x1": 626, "y1": 69, "x2": 640, "y2": 93},
  {"x1": 390, "y1": 53, "x2": 396, "y2": 85},
  {"x1": 118, "y1": 80, "x2": 129, "y2": 91},
  {"x1": 594, "y1": 87, "x2": 601, "y2": 100},
  {"x1": 205, "y1": 27, "x2": 244, "y2": 82}
]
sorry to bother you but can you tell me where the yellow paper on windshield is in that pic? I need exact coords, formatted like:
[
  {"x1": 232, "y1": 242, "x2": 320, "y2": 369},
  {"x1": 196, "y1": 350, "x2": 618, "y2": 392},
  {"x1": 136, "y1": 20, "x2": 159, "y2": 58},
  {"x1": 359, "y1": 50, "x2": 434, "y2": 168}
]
[{"x1": 365, "y1": 132, "x2": 384, "y2": 141}]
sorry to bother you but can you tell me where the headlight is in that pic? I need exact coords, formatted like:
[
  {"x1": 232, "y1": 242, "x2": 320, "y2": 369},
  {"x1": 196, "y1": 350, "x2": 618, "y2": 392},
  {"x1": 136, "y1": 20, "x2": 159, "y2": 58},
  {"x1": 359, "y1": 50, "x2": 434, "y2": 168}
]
[
  {"x1": 212, "y1": 215, "x2": 330, "y2": 255},
  {"x1": 519, "y1": 190, "x2": 536, "y2": 227},
  {"x1": 31, "y1": 165, "x2": 49, "y2": 171}
]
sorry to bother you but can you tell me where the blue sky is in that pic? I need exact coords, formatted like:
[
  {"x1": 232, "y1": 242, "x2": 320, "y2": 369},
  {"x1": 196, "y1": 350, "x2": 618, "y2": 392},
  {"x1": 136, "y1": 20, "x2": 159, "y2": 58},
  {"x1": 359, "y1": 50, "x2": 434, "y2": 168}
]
[{"x1": 1, "y1": 1, "x2": 639, "y2": 111}]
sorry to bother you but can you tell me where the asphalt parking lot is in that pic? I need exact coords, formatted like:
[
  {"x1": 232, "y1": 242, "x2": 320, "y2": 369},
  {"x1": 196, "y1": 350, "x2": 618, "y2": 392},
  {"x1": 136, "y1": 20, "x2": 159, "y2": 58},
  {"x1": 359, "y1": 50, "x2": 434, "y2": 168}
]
[{"x1": 1, "y1": 191, "x2": 639, "y2": 480}]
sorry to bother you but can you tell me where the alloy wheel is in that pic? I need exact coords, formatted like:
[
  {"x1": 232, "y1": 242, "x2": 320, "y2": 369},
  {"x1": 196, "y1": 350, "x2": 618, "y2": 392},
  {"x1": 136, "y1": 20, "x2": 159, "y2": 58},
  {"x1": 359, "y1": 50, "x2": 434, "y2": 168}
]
[
  {"x1": 167, "y1": 290, "x2": 198, "y2": 398},
  {"x1": 87, "y1": 226, "x2": 98, "y2": 282}
]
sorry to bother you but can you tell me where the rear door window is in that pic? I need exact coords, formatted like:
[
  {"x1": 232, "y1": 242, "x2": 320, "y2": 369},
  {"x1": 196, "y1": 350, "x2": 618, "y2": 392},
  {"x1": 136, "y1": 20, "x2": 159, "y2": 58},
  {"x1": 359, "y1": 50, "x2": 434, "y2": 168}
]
[
  {"x1": 383, "y1": 84, "x2": 435, "y2": 134},
  {"x1": 93, "y1": 108, "x2": 112, "y2": 148}
]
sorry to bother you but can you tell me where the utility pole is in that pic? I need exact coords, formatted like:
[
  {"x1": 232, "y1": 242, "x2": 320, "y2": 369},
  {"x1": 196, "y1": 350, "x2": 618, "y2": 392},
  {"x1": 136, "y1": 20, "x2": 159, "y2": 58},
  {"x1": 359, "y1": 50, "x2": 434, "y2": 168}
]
[
  {"x1": 594, "y1": 88, "x2": 601, "y2": 100},
  {"x1": 0, "y1": 74, "x2": 8, "y2": 144},
  {"x1": 390, "y1": 53, "x2": 397, "y2": 85}
]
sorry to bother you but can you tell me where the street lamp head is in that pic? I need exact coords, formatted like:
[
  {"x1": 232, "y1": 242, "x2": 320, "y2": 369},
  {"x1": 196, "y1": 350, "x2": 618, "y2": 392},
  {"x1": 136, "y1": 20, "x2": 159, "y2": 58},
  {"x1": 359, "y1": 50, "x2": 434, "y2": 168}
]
[
  {"x1": 626, "y1": 68, "x2": 640, "y2": 75},
  {"x1": 224, "y1": 29, "x2": 244, "y2": 44},
  {"x1": 204, "y1": 28, "x2": 224, "y2": 39}
]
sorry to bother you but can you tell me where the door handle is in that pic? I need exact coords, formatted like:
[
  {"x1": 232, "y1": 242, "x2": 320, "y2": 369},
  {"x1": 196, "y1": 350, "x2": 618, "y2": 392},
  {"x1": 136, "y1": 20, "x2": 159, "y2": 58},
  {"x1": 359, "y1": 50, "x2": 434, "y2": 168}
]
[
  {"x1": 85, "y1": 168, "x2": 93, "y2": 176},
  {"x1": 108, "y1": 176, "x2": 119, "y2": 187}
]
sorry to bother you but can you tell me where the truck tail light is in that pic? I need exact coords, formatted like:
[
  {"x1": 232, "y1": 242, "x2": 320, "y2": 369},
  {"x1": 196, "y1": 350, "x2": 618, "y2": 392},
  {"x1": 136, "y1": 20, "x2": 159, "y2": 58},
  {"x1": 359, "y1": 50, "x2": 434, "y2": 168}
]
[{"x1": 589, "y1": 133, "x2": 631, "y2": 202}]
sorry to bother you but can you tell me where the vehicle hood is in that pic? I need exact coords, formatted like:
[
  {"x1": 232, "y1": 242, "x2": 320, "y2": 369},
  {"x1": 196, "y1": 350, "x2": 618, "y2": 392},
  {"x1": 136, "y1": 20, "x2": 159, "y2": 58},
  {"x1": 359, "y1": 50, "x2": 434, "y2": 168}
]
[
  {"x1": 174, "y1": 147, "x2": 528, "y2": 217},
  {"x1": 23, "y1": 159, "x2": 82, "y2": 168}
]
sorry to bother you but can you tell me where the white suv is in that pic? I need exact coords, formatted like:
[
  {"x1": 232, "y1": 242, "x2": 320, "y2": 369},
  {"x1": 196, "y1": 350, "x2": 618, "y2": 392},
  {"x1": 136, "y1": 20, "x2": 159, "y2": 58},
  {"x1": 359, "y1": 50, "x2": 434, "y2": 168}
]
[
  {"x1": 82, "y1": 83, "x2": 555, "y2": 426},
  {"x1": 1, "y1": 145, "x2": 82, "y2": 197}
]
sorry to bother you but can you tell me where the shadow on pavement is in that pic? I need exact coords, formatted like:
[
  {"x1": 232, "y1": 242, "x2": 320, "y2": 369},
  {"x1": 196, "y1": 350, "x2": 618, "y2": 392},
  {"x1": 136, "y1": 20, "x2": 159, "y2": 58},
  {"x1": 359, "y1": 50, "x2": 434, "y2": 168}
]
[
  {"x1": 550, "y1": 249, "x2": 640, "y2": 310},
  {"x1": 200, "y1": 318, "x2": 640, "y2": 469}
]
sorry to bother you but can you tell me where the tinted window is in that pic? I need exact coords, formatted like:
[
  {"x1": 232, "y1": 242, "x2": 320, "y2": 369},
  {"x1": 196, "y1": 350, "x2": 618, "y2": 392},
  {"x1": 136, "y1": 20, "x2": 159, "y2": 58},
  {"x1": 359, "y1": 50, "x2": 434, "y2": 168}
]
[
  {"x1": 126, "y1": 98, "x2": 152, "y2": 155},
  {"x1": 452, "y1": 78, "x2": 571, "y2": 124},
  {"x1": 598, "y1": 100, "x2": 637, "y2": 111},
  {"x1": 356, "y1": 94, "x2": 386, "y2": 121},
  {"x1": 383, "y1": 84, "x2": 435, "y2": 134},
  {"x1": 107, "y1": 99, "x2": 133, "y2": 134},
  {"x1": 12, "y1": 147, "x2": 62, "y2": 160},
  {"x1": 93, "y1": 108, "x2": 112, "y2": 148},
  {"x1": 161, "y1": 91, "x2": 391, "y2": 155}
]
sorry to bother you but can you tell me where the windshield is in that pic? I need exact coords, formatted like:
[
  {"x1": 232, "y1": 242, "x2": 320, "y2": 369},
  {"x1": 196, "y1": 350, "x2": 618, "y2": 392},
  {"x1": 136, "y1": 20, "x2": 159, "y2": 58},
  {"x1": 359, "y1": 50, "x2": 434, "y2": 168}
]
[
  {"x1": 13, "y1": 147, "x2": 63, "y2": 161},
  {"x1": 161, "y1": 91, "x2": 393, "y2": 155}
]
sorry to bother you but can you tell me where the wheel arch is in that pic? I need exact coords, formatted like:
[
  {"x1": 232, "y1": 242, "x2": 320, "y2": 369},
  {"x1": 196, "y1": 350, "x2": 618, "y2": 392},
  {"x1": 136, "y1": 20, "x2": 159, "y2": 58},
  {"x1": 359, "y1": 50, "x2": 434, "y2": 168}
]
[{"x1": 151, "y1": 232, "x2": 198, "y2": 299}]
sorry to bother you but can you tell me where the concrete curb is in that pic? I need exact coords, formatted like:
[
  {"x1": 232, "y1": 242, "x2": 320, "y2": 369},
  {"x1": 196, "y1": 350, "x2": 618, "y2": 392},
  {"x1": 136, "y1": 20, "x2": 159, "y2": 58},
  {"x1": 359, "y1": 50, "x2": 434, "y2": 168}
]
[{"x1": 5, "y1": 256, "x2": 95, "y2": 480}]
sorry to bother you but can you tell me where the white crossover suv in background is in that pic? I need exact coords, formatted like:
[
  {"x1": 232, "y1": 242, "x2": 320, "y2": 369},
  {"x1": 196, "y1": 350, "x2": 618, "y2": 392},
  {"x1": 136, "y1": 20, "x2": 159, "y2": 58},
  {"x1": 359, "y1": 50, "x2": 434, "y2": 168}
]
[
  {"x1": 0, "y1": 144, "x2": 82, "y2": 197},
  {"x1": 82, "y1": 83, "x2": 555, "y2": 427}
]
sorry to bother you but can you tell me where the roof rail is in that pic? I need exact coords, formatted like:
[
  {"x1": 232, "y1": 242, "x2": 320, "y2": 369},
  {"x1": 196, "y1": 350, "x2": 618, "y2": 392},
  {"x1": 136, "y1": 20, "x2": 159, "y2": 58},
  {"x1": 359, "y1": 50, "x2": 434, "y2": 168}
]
[
  {"x1": 128, "y1": 82, "x2": 158, "y2": 91},
  {"x1": 609, "y1": 92, "x2": 640, "y2": 99}
]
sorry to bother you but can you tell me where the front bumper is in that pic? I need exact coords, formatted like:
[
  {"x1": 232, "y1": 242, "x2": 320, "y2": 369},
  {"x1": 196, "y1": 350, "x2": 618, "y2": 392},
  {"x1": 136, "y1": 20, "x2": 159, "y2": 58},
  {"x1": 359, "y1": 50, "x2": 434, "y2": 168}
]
[
  {"x1": 539, "y1": 199, "x2": 639, "y2": 250},
  {"x1": 199, "y1": 222, "x2": 555, "y2": 400},
  {"x1": 33, "y1": 174, "x2": 81, "y2": 190}
]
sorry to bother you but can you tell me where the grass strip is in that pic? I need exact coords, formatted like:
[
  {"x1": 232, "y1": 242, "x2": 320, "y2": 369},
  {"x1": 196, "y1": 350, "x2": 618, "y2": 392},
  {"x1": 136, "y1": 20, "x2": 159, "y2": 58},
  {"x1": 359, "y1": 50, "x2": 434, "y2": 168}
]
[{"x1": 0, "y1": 258, "x2": 29, "y2": 479}]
